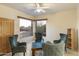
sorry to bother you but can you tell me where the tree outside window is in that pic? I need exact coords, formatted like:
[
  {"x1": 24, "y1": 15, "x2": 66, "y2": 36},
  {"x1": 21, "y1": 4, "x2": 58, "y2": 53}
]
[
  {"x1": 36, "y1": 20, "x2": 46, "y2": 36},
  {"x1": 19, "y1": 18, "x2": 32, "y2": 38}
]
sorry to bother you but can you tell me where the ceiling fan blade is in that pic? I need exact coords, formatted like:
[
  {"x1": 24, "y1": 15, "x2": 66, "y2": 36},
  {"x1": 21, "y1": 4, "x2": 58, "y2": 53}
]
[
  {"x1": 24, "y1": 6, "x2": 50, "y2": 10},
  {"x1": 34, "y1": 3, "x2": 50, "y2": 9},
  {"x1": 37, "y1": 7, "x2": 50, "y2": 9}
]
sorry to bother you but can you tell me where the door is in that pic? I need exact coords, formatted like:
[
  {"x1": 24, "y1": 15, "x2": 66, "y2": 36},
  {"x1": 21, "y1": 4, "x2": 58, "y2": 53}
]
[{"x1": 0, "y1": 18, "x2": 14, "y2": 53}]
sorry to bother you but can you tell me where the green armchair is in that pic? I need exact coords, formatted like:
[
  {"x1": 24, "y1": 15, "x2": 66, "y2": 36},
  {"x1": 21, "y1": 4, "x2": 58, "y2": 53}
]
[
  {"x1": 9, "y1": 35, "x2": 26, "y2": 56},
  {"x1": 43, "y1": 41, "x2": 65, "y2": 56},
  {"x1": 43, "y1": 33, "x2": 67, "y2": 56},
  {"x1": 54, "y1": 33, "x2": 67, "y2": 51}
]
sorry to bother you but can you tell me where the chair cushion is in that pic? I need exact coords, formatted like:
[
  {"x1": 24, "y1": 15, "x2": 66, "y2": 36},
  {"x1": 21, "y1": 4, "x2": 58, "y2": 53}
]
[
  {"x1": 43, "y1": 41, "x2": 65, "y2": 56},
  {"x1": 32, "y1": 42, "x2": 43, "y2": 48},
  {"x1": 9, "y1": 35, "x2": 18, "y2": 47},
  {"x1": 12, "y1": 37, "x2": 17, "y2": 47},
  {"x1": 32, "y1": 39, "x2": 44, "y2": 48}
]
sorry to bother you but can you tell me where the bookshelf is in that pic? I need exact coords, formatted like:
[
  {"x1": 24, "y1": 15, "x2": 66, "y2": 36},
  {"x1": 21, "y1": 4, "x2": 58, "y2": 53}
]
[{"x1": 66, "y1": 28, "x2": 75, "y2": 50}]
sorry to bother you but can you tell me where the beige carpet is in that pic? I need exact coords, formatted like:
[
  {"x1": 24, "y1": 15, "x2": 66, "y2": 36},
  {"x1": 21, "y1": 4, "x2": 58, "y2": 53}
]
[
  {"x1": 1, "y1": 40, "x2": 78, "y2": 56},
  {"x1": 2, "y1": 49, "x2": 78, "y2": 56}
]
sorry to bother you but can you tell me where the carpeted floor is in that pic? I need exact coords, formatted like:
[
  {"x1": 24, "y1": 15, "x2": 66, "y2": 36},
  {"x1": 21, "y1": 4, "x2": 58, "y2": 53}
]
[
  {"x1": 2, "y1": 49, "x2": 78, "y2": 56},
  {"x1": 1, "y1": 37, "x2": 78, "y2": 56}
]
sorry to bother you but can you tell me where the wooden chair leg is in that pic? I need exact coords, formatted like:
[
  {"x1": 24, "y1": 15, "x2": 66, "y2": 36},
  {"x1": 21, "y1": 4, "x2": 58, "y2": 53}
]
[
  {"x1": 23, "y1": 52, "x2": 25, "y2": 56},
  {"x1": 12, "y1": 52, "x2": 15, "y2": 56},
  {"x1": 32, "y1": 49, "x2": 35, "y2": 56}
]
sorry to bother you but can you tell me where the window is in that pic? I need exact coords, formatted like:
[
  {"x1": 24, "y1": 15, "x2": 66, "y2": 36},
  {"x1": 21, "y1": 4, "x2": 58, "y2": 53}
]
[
  {"x1": 36, "y1": 20, "x2": 47, "y2": 36},
  {"x1": 19, "y1": 18, "x2": 33, "y2": 38}
]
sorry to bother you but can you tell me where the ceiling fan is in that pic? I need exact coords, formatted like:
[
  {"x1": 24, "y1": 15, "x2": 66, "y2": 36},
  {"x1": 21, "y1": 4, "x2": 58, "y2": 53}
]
[{"x1": 34, "y1": 3, "x2": 49, "y2": 13}]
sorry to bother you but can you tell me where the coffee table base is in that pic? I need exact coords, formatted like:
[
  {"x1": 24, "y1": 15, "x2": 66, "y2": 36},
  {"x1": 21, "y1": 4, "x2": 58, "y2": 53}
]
[{"x1": 32, "y1": 48, "x2": 42, "y2": 56}]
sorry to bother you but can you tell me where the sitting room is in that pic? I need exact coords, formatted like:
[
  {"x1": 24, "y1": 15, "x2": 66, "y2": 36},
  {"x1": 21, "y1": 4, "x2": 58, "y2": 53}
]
[{"x1": 0, "y1": 3, "x2": 79, "y2": 56}]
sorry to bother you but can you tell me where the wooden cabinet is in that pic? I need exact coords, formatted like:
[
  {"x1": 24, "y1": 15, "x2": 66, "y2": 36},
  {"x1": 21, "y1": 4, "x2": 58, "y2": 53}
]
[
  {"x1": 0, "y1": 18, "x2": 14, "y2": 53},
  {"x1": 66, "y1": 28, "x2": 75, "y2": 50}
]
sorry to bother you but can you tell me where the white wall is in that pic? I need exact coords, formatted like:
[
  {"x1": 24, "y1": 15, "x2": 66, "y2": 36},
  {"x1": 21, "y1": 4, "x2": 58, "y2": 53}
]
[
  {"x1": 77, "y1": 6, "x2": 79, "y2": 50},
  {"x1": 36, "y1": 8, "x2": 77, "y2": 43},
  {"x1": 0, "y1": 4, "x2": 33, "y2": 34},
  {"x1": 0, "y1": 5, "x2": 78, "y2": 50}
]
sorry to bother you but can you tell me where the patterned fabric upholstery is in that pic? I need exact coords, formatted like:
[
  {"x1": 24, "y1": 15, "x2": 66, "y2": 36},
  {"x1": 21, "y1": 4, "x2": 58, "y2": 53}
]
[
  {"x1": 32, "y1": 32, "x2": 44, "y2": 48},
  {"x1": 53, "y1": 33, "x2": 67, "y2": 51},
  {"x1": 43, "y1": 41, "x2": 65, "y2": 56},
  {"x1": 54, "y1": 33, "x2": 67, "y2": 44},
  {"x1": 32, "y1": 39, "x2": 44, "y2": 48},
  {"x1": 9, "y1": 35, "x2": 26, "y2": 56},
  {"x1": 9, "y1": 35, "x2": 18, "y2": 48}
]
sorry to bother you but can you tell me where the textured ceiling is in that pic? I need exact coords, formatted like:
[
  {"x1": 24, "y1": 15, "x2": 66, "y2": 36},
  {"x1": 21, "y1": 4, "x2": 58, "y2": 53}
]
[{"x1": 1, "y1": 3, "x2": 77, "y2": 16}]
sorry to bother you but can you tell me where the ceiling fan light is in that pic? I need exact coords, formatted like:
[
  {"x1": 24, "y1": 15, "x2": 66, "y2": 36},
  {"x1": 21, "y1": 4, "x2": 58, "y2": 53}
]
[
  {"x1": 41, "y1": 9, "x2": 46, "y2": 13},
  {"x1": 36, "y1": 9, "x2": 41, "y2": 12},
  {"x1": 35, "y1": 8, "x2": 45, "y2": 13}
]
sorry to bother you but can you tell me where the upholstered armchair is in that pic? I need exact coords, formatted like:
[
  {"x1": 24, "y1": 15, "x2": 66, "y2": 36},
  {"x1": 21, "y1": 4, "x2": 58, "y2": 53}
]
[
  {"x1": 54, "y1": 33, "x2": 67, "y2": 51},
  {"x1": 32, "y1": 32, "x2": 44, "y2": 48},
  {"x1": 32, "y1": 32, "x2": 44, "y2": 56},
  {"x1": 43, "y1": 41, "x2": 65, "y2": 56},
  {"x1": 9, "y1": 35, "x2": 26, "y2": 56},
  {"x1": 43, "y1": 33, "x2": 67, "y2": 56},
  {"x1": 54, "y1": 33, "x2": 67, "y2": 43}
]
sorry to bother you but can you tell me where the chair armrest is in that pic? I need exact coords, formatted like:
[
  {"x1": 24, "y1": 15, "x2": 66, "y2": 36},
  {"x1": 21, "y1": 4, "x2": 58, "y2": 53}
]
[
  {"x1": 13, "y1": 45, "x2": 26, "y2": 52},
  {"x1": 43, "y1": 42, "x2": 65, "y2": 56},
  {"x1": 17, "y1": 42, "x2": 26, "y2": 46},
  {"x1": 54, "y1": 40, "x2": 61, "y2": 44}
]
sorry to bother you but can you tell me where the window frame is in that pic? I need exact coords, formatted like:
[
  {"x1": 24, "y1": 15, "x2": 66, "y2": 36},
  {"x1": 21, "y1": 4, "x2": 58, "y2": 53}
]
[
  {"x1": 33, "y1": 19, "x2": 47, "y2": 36},
  {"x1": 17, "y1": 16, "x2": 33, "y2": 37}
]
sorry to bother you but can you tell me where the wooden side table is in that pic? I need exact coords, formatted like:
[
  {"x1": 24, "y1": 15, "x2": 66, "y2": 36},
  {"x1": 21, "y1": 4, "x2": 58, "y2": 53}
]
[{"x1": 32, "y1": 48, "x2": 42, "y2": 56}]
